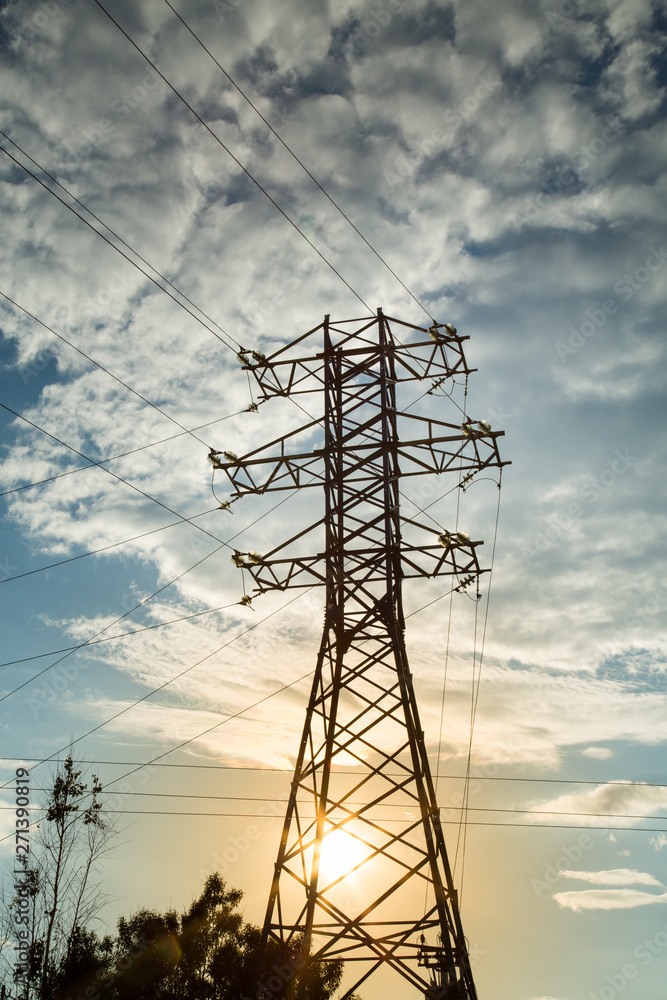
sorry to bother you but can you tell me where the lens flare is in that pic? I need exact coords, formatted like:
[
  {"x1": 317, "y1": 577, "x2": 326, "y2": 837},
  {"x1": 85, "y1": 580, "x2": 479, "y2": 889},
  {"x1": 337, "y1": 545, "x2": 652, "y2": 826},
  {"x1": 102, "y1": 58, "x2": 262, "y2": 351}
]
[{"x1": 319, "y1": 828, "x2": 370, "y2": 883}]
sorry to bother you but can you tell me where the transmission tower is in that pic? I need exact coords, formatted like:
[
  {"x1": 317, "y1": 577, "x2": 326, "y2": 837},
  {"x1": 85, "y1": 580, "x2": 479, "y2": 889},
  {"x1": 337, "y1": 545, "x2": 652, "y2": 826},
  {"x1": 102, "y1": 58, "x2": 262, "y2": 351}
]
[{"x1": 214, "y1": 310, "x2": 507, "y2": 999}]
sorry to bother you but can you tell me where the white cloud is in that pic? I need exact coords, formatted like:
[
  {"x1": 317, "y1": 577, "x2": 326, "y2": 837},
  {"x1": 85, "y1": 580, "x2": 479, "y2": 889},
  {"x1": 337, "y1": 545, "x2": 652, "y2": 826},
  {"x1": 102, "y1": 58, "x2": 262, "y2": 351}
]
[
  {"x1": 651, "y1": 834, "x2": 667, "y2": 852},
  {"x1": 0, "y1": 6, "x2": 666, "y2": 1000},
  {"x1": 554, "y1": 888, "x2": 667, "y2": 912},
  {"x1": 527, "y1": 781, "x2": 667, "y2": 827},
  {"x1": 559, "y1": 868, "x2": 662, "y2": 887}
]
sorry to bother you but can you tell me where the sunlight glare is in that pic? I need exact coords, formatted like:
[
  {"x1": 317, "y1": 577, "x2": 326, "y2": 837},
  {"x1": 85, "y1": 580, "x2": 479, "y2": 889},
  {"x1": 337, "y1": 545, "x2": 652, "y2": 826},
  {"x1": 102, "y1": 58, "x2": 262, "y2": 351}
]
[{"x1": 319, "y1": 828, "x2": 370, "y2": 883}]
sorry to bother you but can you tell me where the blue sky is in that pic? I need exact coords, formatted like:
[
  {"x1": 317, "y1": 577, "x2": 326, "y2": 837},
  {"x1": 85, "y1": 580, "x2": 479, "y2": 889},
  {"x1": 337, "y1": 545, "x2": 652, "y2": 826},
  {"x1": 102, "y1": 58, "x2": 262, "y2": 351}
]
[{"x1": 1, "y1": 0, "x2": 667, "y2": 998}]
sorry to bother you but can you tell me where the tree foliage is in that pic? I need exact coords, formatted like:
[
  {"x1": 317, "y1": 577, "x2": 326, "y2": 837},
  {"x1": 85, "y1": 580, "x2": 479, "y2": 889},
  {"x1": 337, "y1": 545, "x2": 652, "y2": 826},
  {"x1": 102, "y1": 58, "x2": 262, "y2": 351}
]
[
  {"x1": 1, "y1": 757, "x2": 113, "y2": 1000},
  {"x1": 2, "y1": 763, "x2": 350, "y2": 1000},
  {"x1": 35, "y1": 873, "x2": 344, "y2": 1000}
]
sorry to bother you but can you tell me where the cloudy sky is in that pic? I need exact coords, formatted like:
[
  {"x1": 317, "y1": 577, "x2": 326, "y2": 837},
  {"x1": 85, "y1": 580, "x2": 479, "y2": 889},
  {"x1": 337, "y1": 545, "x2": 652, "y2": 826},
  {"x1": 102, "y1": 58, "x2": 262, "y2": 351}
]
[{"x1": 1, "y1": 0, "x2": 666, "y2": 997}]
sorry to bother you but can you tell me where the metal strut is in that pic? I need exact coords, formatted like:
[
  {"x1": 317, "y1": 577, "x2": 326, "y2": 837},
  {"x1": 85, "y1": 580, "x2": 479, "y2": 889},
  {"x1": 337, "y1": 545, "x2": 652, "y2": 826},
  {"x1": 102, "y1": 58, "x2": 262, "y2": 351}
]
[{"x1": 216, "y1": 310, "x2": 508, "y2": 999}]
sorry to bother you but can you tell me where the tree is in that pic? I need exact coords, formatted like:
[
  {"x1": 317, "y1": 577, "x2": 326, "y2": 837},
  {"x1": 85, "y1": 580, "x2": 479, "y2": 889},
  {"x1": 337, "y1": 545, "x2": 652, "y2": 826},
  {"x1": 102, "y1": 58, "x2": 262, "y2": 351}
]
[
  {"x1": 2, "y1": 768, "x2": 351, "y2": 1000},
  {"x1": 1, "y1": 757, "x2": 115, "y2": 1000},
  {"x1": 65, "y1": 874, "x2": 346, "y2": 1000}
]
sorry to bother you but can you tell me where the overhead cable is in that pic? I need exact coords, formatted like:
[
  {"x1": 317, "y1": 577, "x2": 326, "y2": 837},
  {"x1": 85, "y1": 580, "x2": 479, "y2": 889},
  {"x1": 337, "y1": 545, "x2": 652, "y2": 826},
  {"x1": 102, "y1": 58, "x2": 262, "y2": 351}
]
[
  {"x1": 161, "y1": 0, "x2": 433, "y2": 322},
  {"x1": 0, "y1": 143, "x2": 240, "y2": 351},
  {"x1": 89, "y1": 0, "x2": 374, "y2": 316},
  {"x1": 0, "y1": 407, "x2": 247, "y2": 499},
  {"x1": 0, "y1": 598, "x2": 239, "y2": 668},
  {"x1": 1, "y1": 289, "x2": 223, "y2": 448},
  {"x1": 0, "y1": 590, "x2": 314, "y2": 807},
  {"x1": 2, "y1": 756, "x2": 666, "y2": 789},
  {"x1": 0, "y1": 506, "x2": 219, "y2": 587},
  {"x1": 0, "y1": 129, "x2": 240, "y2": 351}
]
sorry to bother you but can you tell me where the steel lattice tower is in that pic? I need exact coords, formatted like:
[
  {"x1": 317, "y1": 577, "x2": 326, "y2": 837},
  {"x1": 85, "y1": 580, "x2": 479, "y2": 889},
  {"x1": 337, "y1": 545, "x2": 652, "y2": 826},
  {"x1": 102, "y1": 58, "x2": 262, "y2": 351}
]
[{"x1": 215, "y1": 310, "x2": 507, "y2": 999}]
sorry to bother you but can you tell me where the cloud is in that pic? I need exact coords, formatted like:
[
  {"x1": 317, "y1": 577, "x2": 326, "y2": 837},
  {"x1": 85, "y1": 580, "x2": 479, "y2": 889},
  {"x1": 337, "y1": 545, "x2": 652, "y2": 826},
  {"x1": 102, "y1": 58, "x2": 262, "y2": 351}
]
[
  {"x1": 526, "y1": 781, "x2": 667, "y2": 827},
  {"x1": 651, "y1": 834, "x2": 667, "y2": 852},
  {"x1": 558, "y1": 869, "x2": 663, "y2": 887},
  {"x1": 581, "y1": 746, "x2": 614, "y2": 759},
  {"x1": 554, "y1": 888, "x2": 667, "y2": 912},
  {"x1": 0, "y1": 0, "x2": 666, "y2": 811}
]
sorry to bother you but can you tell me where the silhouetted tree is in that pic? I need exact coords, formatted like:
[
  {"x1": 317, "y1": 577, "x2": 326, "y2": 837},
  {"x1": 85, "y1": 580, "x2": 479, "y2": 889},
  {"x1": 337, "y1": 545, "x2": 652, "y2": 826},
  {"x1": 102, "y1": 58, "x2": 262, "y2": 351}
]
[
  {"x1": 1, "y1": 757, "x2": 114, "y2": 1000},
  {"x1": 96, "y1": 874, "x2": 345, "y2": 1000}
]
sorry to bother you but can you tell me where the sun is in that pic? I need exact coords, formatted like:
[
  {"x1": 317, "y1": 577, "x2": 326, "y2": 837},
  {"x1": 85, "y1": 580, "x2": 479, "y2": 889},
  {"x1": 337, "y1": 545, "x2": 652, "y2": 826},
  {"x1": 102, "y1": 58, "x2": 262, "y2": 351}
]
[{"x1": 319, "y1": 828, "x2": 370, "y2": 884}]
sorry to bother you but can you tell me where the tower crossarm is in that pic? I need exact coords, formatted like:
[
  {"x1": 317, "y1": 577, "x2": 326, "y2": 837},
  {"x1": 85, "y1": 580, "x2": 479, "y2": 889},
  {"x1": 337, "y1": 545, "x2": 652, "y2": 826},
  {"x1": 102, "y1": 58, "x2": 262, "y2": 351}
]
[
  {"x1": 218, "y1": 420, "x2": 506, "y2": 498},
  {"x1": 234, "y1": 524, "x2": 486, "y2": 594},
  {"x1": 242, "y1": 315, "x2": 476, "y2": 403}
]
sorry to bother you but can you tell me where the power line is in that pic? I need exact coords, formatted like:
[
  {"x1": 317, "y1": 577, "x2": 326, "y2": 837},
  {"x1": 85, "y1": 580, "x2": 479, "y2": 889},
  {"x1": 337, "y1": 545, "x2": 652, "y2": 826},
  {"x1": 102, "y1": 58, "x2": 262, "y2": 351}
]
[
  {"x1": 4, "y1": 787, "x2": 667, "y2": 825},
  {"x1": 0, "y1": 400, "x2": 236, "y2": 556},
  {"x1": 0, "y1": 288, "x2": 226, "y2": 448},
  {"x1": 0, "y1": 599, "x2": 240, "y2": 669},
  {"x1": 0, "y1": 408, "x2": 246, "y2": 499},
  {"x1": 1, "y1": 803, "x2": 665, "y2": 834},
  {"x1": 0, "y1": 552, "x2": 475, "y2": 664},
  {"x1": 0, "y1": 537, "x2": 229, "y2": 705},
  {"x1": 0, "y1": 505, "x2": 219, "y2": 587},
  {"x1": 0, "y1": 143, "x2": 240, "y2": 352},
  {"x1": 161, "y1": 0, "x2": 433, "y2": 322},
  {"x1": 0, "y1": 128, "x2": 242, "y2": 352},
  {"x1": 89, "y1": 0, "x2": 374, "y2": 316},
  {"x1": 459, "y1": 477, "x2": 503, "y2": 898},
  {"x1": 2, "y1": 756, "x2": 666, "y2": 789},
  {"x1": 0, "y1": 590, "x2": 314, "y2": 810},
  {"x1": 42, "y1": 598, "x2": 309, "y2": 755},
  {"x1": 0, "y1": 460, "x2": 312, "y2": 697},
  {"x1": 0, "y1": 394, "x2": 325, "y2": 711}
]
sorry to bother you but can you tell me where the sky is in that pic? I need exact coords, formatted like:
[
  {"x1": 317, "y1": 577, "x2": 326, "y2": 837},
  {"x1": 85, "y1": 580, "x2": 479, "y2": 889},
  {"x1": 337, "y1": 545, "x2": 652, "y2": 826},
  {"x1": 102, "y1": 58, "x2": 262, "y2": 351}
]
[{"x1": 0, "y1": 0, "x2": 666, "y2": 997}]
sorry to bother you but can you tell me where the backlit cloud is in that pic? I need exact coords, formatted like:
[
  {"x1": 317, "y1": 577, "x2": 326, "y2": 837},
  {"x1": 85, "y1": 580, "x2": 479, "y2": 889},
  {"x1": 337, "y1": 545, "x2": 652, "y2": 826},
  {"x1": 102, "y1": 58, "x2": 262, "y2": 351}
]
[
  {"x1": 554, "y1": 888, "x2": 667, "y2": 912},
  {"x1": 558, "y1": 869, "x2": 663, "y2": 887},
  {"x1": 527, "y1": 781, "x2": 667, "y2": 827}
]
